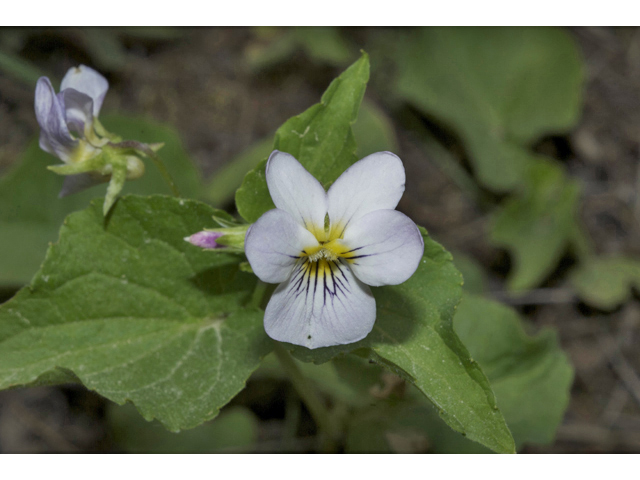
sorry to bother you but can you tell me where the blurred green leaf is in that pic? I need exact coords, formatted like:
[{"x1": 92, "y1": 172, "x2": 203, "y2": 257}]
[
  {"x1": 0, "y1": 115, "x2": 202, "y2": 287},
  {"x1": 346, "y1": 399, "x2": 490, "y2": 453},
  {"x1": 353, "y1": 100, "x2": 398, "y2": 159},
  {"x1": 245, "y1": 28, "x2": 298, "y2": 72},
  {"x1": 455, "y1": 294, "x2": 573, "y2": 448},
  {"x1": 0, "y1": 49, "x2": 46, "y2": 86},
  {"x1": 286, "y1": 229, "x2": 516, "y2": 454},
  {"x1": 570, "y1": 255, "x2": 640, "y2": 310},
  {"x1": 245, "y1": 27, "x2": 351, "y2": 71},
  {"x1": 295, "y1": 27, "x2": 352, "y2": 66},
  {"x1": 81, "y1": 29, "x2": 129, "y2": 71},
  {"x1": 490, "y1": 158, "x2": 583, "y2": 291},
  {"x1": 204, "y1": 137, "x2": 273, "y2": 208},
  {"x1": 235, "y1": 52, "x2": 369, "y2": 222},
  {"x1": 453, "y1": 252, "x2": 488, "y2": 294},
  {"x1": 0, "y1": 195, "x2": 271, "y2": 431},
  {"x1": 396, "y1": 27, "x2": 583, "y2": 191},
  {"x1": 109, "y1": 403, "x2": 258, "y2": 453}
]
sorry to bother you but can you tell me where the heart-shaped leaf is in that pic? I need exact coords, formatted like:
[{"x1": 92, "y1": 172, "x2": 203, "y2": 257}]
[{"x1": 0, "y1": 195, "x2": 271, "y2": 431}]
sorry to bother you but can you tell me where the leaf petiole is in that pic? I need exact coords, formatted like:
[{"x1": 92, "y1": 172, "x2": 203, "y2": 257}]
[{"x1": 272, "y1": 342, "x2": 341, "y2": 450}]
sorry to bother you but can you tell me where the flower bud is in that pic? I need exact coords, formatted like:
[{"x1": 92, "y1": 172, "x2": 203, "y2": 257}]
[
  {"x1": 185, "y1": 224, "x2": 250, "y2": 253},
  {"x1": 184, "y1": 231, "x2": 224, "y2": 249}
]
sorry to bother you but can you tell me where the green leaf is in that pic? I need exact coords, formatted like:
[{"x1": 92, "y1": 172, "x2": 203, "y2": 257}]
[
  {"x1": 245, "y1": 27, "x2": 351, "y2": 72},
  {"x1": 235, "y1": 52, "x2": 370, "y2": 222},
  {"x1": 203, "y1": 98, "x2": 395, "y2": 209},
  {"x1": 454, "y1": 294, "x2": 573, "y2": 448},
  {"x1": 285, "y1": 228, "x2": 515, "y2": 453},
  {"x1": 490, "y1": 158, "x2": 584, "y2": 291},
  {"x1": 0, "y1": 115, "x2": 202, "y2": 287},
  {"x1": 570, "y1": 255, "x2": 640, "y2": 310},
  {"x1": 453, "y1": 252, "x2": 488, "y2": 294},
  {"x1": 109, "y1": 403, "x2": 258, "y2": 453},
  {"x1": 0, "y1": 195, "x2": 271, "y2": 431},
  {"x1": 396, "y1": 27, "x2": 583, "y2": 191},
  {"x1": 295, "y1": 27, "x2": 352, "y2": 66}
]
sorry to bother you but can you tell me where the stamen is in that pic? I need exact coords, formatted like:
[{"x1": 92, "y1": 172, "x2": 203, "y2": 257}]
[{"x1": 308, "y1": 247, "x2": 338, "y2": 262}]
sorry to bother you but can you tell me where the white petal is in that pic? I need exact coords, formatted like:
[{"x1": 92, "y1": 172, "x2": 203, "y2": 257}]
[
  {"x1": 327, "y1": 151, "x2": 405, "y2": 237},
  {"x1": 264, "y1": 259, "x2": 376, "y2": 349},
  {"x1": 61, "y1": 88, "x2": 94, "y2": 136},
  {"x1": 341, "y1": 209, "x2": 424, "y2": 287},
  {"x1": 245, "y1": 208, "x2": 319, "y2": 284},
  {"x1": 266, "y1": 150, "x2": 327, "y2": 236},
  {"x1": 61, "y1": 65, "x2": 109, "y2": 117}
]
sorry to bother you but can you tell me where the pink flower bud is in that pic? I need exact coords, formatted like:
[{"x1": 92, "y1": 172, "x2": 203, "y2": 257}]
[{"x1": 184, "y1": 231, "x2": 224, "y2": 249}]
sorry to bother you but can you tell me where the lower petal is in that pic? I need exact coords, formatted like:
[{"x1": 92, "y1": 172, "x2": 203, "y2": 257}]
[
  {"x1": 59, "y1": 172, "x2": 108, "y2": 198},
  {"x1": 341, "y1": 209, "x2": 424, "y2": 286},
  {"x1": 264, "y1": 258, "x2": 376, "y2": 349}
]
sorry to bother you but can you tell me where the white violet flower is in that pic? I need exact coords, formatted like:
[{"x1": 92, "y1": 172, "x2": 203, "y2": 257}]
[{"x1": 245, "y1": 150, "x2": 424, "y2": 349}]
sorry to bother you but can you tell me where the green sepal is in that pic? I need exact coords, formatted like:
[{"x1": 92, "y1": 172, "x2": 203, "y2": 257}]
[{"x1": 47, "y1": 152, "x2": 106, "y2": 175}]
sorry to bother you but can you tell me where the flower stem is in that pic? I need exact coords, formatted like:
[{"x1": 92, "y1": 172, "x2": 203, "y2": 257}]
[
  {"x1": 272, "y1": 342, "x2": 341, "y2": 449},
  {"x1": 248, "y1": 280, "x2": 268, "y2": 309},
  {"x1": 109, "y1": 140, "x2": 182, "y2": 198},
  {"x1": 146, "y1": 149, "x2": 181, "y2": 198}
]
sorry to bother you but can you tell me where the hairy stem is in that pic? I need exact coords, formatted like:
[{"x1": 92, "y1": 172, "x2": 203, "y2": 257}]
[{"x1": 146, "y1": 149, "x2": 181, "y2": 198}]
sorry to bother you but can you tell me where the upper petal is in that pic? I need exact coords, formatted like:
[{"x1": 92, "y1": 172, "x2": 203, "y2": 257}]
[
  {"x1": 266, "y1": 150, "x2": 327, "y2": 236},
  {"x1": 264, "y1": 258, "x2": 376, "y2": 349},
  {"x1": 341, "y1": 209, "x2": 424, "y2": 286},
  {"x1": 35, "y1": 77, "x2": 77, "y2": 162},
  {"x1": 245, "y1": 208, "x2": 320, "y2": 284},
  {"x1": 327, "y1": 151, "x2": 405, "y2": 237},
  {"x1": 60, "y1": 65, "x2": 108, "y2": 117},
  {"x1": 61, "y1": 88, "x2": 94, "y2": 136}
]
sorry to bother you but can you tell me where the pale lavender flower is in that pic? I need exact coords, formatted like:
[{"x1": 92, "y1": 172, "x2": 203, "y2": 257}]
[
  {"x1": 245, "y1": 150, "x2": 424, "y2": 349},
  {"x1": 34, "y1": 65, "x2": 108, "y2": 164},
  {"x1": 34, "y1": 65, "x2": 148, "y2": 212}
]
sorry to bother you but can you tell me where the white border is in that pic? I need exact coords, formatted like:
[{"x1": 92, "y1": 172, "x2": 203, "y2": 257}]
[{"x1": 7, "y1": 1, "x2": 639, "y2": 27}]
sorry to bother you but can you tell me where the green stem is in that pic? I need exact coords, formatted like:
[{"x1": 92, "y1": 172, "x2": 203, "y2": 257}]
[
  {"x1": 272, "y1": 342, "x2": 341, "y2": 449},
  {"x1": 146, "y1": 149, "x2": 181, "y2": 198},
  {"x1": 248, "y1": 280, "x2": 268, "y2": 309}
]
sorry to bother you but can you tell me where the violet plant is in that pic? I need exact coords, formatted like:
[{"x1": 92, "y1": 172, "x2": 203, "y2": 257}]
[{"x1": 0, "y1": 50, "x2": 574, "y2": 453}]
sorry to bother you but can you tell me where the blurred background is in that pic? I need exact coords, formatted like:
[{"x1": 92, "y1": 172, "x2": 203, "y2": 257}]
[{"x1": 1, "y1": 27, "x2": 640, "y2": 453}]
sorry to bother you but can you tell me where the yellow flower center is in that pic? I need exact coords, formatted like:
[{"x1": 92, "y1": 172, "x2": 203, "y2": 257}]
[{"x1": 301, "y1": 218, "x2": 358, "y2": 265}]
